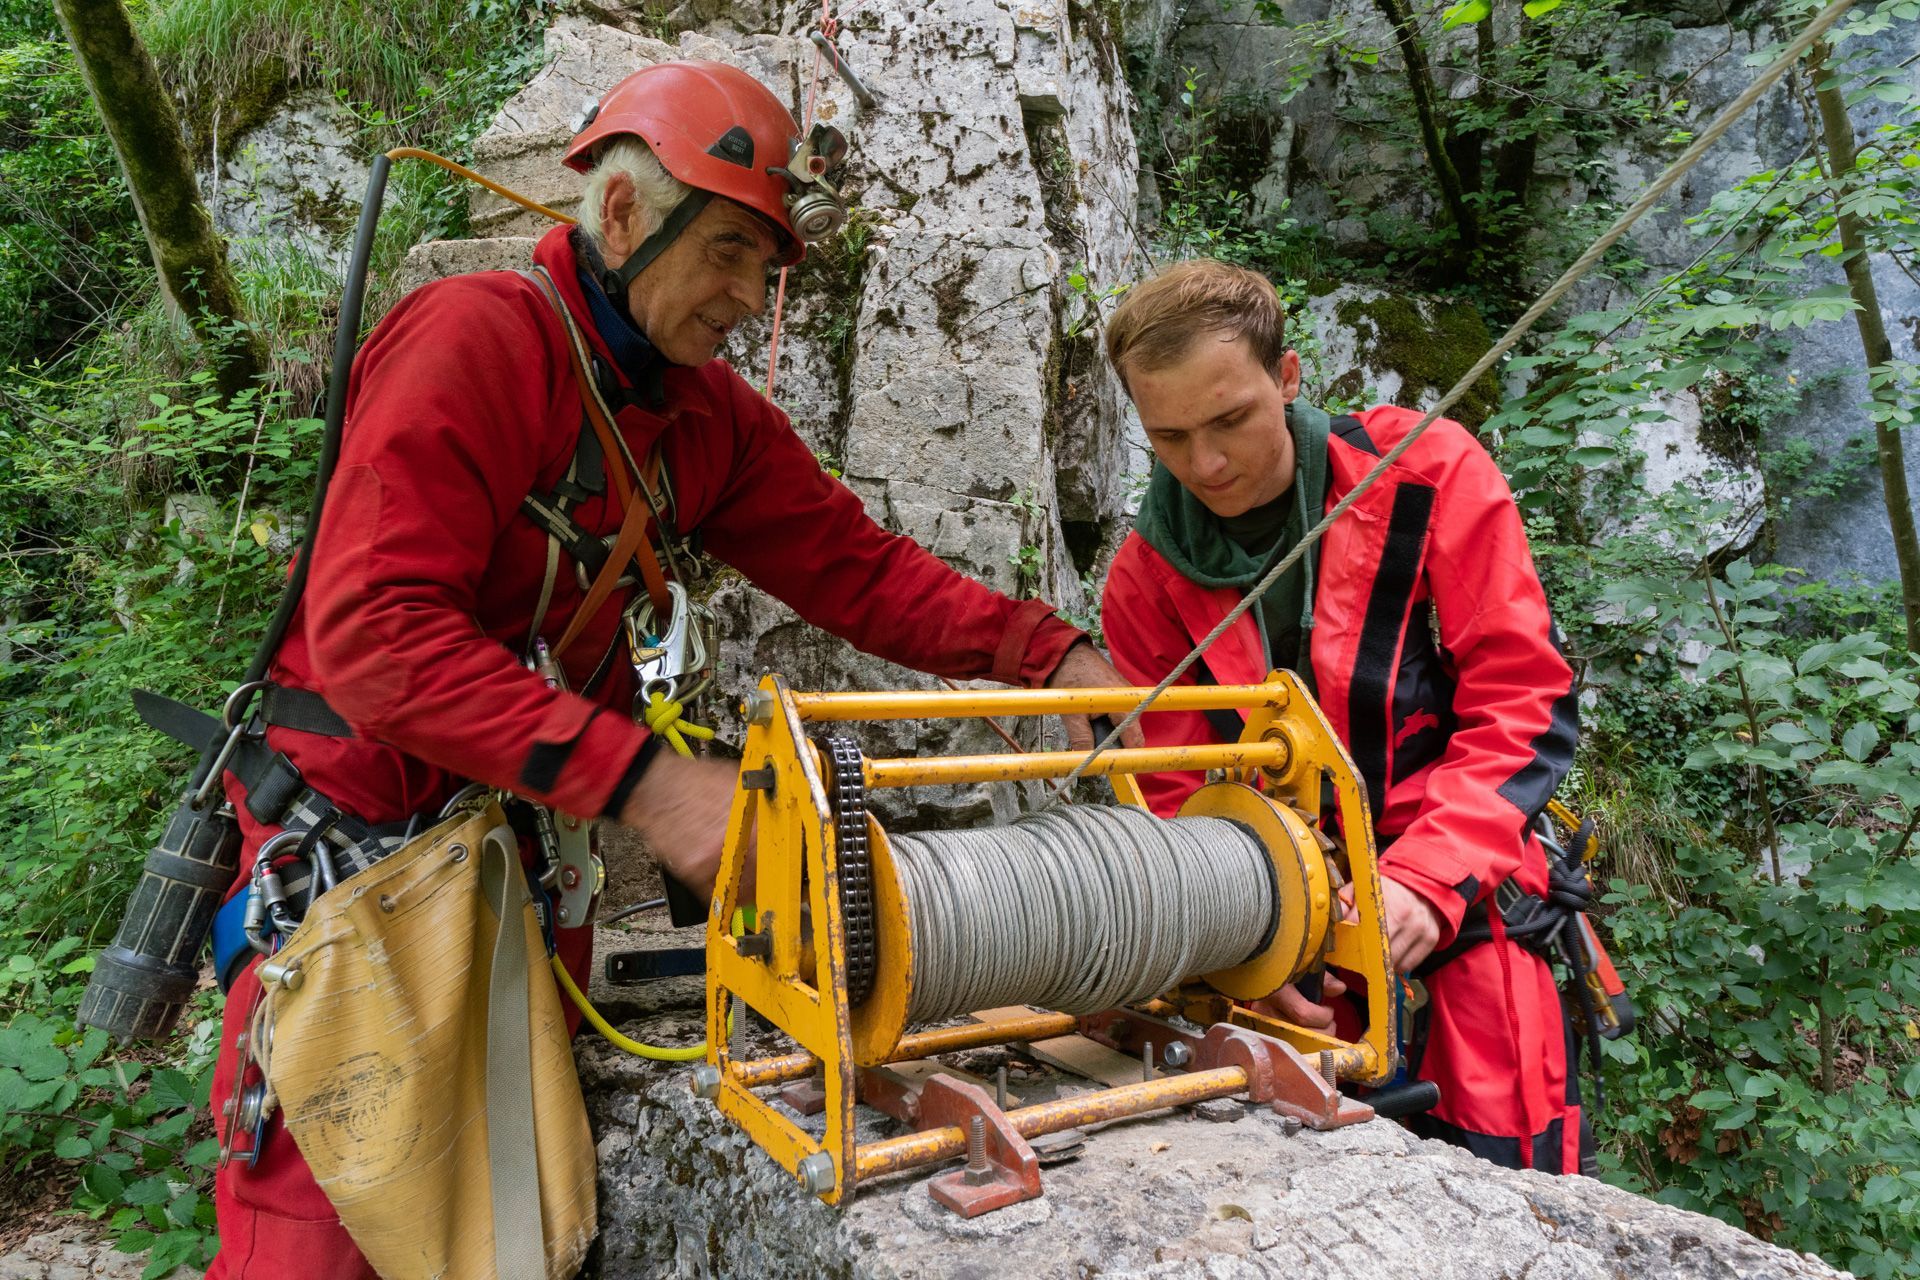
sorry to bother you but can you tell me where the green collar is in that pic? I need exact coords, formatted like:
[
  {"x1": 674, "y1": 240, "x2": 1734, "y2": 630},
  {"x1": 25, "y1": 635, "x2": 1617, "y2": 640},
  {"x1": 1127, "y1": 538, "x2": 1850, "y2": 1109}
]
[{"x1": 1134, "y1": 401, "x2": 1332, "y2": 591}]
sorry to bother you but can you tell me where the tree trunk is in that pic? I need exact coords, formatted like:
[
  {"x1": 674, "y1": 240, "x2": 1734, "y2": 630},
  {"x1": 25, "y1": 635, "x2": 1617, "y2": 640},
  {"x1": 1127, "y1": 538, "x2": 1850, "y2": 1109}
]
[
  {"x1": 53, "y1": 0, "x2": 265, "y2": 400},
  {"x1": 1809, "y1": 41, "x2": 1920, "y2": 651},
  {"x1": 1372, "y1": 0, "x2": 1478, "y2": 278}
]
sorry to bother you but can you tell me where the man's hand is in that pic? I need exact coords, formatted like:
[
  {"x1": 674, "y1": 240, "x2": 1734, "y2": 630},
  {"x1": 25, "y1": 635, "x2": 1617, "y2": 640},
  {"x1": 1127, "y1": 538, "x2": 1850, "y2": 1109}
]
[
  {"x1": 614, "y1": 751, "x2": 741, "y2": 901},
  {"x1": 1341, "y1": 878, "x2": 1448, "y2": 974},
  {"x1": 1251, "y1": 971, "x2": 1349, "y2": 1031},
  {"x1": 1044, "y1": 641, "x2": 1148, "y2": 752}
]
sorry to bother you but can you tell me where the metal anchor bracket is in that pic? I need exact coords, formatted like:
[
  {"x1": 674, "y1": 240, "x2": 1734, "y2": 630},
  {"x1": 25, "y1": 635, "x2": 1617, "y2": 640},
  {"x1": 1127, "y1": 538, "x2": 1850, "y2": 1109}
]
[{"x1": 918, "y1": 1075, "x2": 1042, "y2": 1218}]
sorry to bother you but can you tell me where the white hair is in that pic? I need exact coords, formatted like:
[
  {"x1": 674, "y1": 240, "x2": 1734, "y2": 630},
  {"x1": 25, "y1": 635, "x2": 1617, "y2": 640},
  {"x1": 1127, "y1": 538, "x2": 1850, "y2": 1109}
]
[{"x1": 576, "y1": 136, "x2": 695, "y2": 251}]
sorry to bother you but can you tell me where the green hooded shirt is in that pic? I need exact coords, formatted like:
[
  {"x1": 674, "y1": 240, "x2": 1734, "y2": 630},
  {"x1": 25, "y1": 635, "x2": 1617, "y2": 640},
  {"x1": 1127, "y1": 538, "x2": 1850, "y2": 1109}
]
[{"x1": 1132, "y1": 401, "x2": 1332, "y2": 685}]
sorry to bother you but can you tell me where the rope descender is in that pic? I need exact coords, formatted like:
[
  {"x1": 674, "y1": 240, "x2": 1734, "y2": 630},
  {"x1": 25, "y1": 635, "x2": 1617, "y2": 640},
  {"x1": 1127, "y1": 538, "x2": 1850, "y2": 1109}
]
[{"x1": 626, "y1": 581, "x2": 718, "y2": 756}]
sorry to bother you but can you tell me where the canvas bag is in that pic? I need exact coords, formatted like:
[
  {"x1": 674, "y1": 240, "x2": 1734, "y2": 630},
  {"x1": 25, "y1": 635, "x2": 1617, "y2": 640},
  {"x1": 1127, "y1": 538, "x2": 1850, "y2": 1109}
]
[{"x1": 251, "y1": 802, "x2": 596, "y2": 1279}]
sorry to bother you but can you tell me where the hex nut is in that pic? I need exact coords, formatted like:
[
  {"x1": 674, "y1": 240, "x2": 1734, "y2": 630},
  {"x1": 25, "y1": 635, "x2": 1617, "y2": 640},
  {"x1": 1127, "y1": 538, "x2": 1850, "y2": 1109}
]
[
  {"x1": 691, "y1": 1063, "x2": 722, "y2": 1100},
  {"x1": 797, "y1": 1151, "x2": 836, "y2": 1194},
  {"x1": 1162, "y1": 1041, "x2": 1193, "y2": 1068}
]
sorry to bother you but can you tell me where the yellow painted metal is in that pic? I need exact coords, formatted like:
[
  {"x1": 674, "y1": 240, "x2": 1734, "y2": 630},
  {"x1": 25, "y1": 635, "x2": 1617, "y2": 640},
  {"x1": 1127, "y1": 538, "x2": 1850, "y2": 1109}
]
[
  {"x1": 706, "y1": 674, "x2": 857, "y2": 1202},
  {"x1": 1110, "y1": 771, "x2": 1148, "y2": 809},
  {"x1": 790, "y1": 684, "x2": 1291, "y2": 722},
  {"x1": 852, "y1": 1067, "x2": 1252, "y2": 1180},
  {"x1": 1228, "y1": 670, "x2": 1397, "y2": 1086},
  {"x1": 705, "y1": 667, "x2": 1397, "y2": 1209},
  {"x1": 848, "y1": 821, "x2": 912, "y2": 1065},
  {"x1": 863, "y1": 741, "x2": 1290, "y2": 788},
  {"x1": 1182, "y1": 783, "x2": 1332, "y2": 1001}
]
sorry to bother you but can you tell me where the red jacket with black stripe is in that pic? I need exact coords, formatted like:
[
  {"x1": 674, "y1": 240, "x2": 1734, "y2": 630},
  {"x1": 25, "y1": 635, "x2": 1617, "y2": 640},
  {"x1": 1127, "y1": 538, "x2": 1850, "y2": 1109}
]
[
  {"x1": 238, "y1": 225, "x2": 1084, "y2": 838},
  {"x1": 1100, "y1": 406, "x2": 1577, "y2": 944}
]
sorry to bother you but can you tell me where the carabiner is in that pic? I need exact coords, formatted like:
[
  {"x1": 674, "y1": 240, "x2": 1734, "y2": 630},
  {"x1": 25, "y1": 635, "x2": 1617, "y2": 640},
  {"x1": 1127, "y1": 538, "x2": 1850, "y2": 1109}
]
[{"x1": 247, "y1": 829, "x2": 309, "y2": 952}]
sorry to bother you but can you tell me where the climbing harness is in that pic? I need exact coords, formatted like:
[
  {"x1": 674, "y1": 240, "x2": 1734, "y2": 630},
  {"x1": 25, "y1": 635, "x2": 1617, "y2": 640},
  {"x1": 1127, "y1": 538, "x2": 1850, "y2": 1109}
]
[{"x1": 1064, "y1": 0, "x2": 1862, "y2": 785}]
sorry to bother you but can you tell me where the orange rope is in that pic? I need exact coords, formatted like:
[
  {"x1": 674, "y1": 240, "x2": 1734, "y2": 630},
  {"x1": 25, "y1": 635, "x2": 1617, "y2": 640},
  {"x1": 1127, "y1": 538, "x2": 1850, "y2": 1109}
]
[
  {"x1": 764, "y1": 0, "x2": 839, "y2": 400},
  {"x1": 384, "y1": 148, "x2": 576, "y2": 225}
]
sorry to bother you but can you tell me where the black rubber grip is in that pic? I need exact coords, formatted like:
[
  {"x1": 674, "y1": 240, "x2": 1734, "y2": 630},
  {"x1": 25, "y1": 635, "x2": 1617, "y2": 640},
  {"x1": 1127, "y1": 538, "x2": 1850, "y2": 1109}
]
[{"x1": 1367, "y1": 1080, "x2": 1442, "y2": 1119}]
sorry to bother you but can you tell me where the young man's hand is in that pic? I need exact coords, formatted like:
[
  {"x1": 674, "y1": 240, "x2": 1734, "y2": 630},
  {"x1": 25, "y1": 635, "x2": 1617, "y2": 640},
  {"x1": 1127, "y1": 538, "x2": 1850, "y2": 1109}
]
[
  {"x1": 1335, "y1": 877, "x2": 1447, "y2": 974},
  {"x1": 1251, "y1": 971, "x2": 1349, "y2": 1031},
  {"x1": 1044, "y1": 641, "x2": 1149, "y2": 751},
  {"x1": 1260, "y1": 877, "x2": 1448, "y2": 1026},
  {"x1": 614, "y1": 751, "x2": 740, "y2": 900}
]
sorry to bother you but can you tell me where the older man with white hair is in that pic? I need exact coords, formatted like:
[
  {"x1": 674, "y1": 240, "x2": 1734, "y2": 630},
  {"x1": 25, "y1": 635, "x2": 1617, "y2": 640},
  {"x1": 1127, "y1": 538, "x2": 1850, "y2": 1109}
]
[{"x1": 201, "y1": 60, "x2": 1137, "y2": 1278}]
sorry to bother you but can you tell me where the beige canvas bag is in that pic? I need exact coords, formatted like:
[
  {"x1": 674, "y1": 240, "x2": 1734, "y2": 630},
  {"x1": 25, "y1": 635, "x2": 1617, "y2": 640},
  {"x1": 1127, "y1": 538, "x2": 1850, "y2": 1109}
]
[{"x1": 250, "y1": 803, "x2": 596, "y2": 1279}]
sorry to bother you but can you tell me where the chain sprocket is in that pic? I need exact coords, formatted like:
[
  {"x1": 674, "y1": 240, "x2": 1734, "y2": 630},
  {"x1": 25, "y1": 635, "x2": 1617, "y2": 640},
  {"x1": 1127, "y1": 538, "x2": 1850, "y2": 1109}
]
[{"x1": 824, "y1": 734, "x2": 877, "y2": 1005}]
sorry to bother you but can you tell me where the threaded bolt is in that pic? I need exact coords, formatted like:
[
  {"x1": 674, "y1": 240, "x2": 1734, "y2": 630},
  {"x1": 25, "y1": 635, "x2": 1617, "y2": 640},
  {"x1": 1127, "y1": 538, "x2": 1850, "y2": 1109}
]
[
  {"x1": 1318, "y1": 1049, "x2": 1338, "y2": 1089},
  {"x1": 962, "y1": 1115, "x2": 994, "y2": 1186}
]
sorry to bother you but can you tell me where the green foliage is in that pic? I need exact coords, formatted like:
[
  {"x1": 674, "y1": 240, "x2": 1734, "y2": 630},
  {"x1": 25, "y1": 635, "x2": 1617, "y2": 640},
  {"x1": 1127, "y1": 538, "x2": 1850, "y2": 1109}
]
[
  {"x1": 1588, "y1": 561, "x2": 1920, "y2": 1277},
  {"x1": 0, "y1": 1012, "x2": 223, "y2": 1278},
  {"x1": 0, "y1": 0, "x2": 549, "y2": 1263},
  {"x1": 0, "y1": 10, "x2": 149, "y2": 369}
]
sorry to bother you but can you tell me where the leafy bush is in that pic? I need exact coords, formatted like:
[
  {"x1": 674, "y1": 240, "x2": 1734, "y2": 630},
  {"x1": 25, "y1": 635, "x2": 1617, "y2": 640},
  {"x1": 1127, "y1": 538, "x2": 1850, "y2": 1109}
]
[
  {"x1": 0, "y1": 0, "x2": 550, "y2": 1266},
  {"x1": 1592, "y1": 562, "x2": 1920, "y2": 1279}
]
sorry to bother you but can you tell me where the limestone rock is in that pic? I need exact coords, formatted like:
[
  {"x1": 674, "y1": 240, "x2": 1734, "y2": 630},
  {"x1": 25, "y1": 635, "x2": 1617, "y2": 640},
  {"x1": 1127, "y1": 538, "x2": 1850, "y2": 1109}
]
[
  {"x1": 1301, "y1": 285, "x2": 1502, "y2": 429},
  {"x1": 202, "y1": 89, "x2": 364, "y2": 270},
  {"x1": 394, "y1": 235, "x2": 542, "y2": 295},
  {"x1": 576, "y1": 994, "x2": 1851, "y2": 1279},
  {"x1": 0, "y1": 1228, "x2": 152, "y2": 1280},
  {"x1": 1591, "y1": 383, "x2": 1765, "y2": 558}
]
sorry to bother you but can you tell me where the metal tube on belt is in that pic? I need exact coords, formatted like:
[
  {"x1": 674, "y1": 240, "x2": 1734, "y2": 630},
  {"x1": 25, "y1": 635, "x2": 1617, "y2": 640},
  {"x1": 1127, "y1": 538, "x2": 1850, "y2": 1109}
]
[
  {"x1": 853, "y1": 1066, "x2": 1251, "y2": 1180},
  {"x1": 789, "y1": 685, "x2": 1287, "y2": 722},
  {"x1": 864, "y1": 742, "x2": 1288, "y2": 788}
]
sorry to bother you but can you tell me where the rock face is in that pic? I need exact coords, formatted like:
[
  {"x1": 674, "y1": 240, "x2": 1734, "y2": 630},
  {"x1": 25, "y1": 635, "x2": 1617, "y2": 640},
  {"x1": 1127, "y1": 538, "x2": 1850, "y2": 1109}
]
[
  {"x1": 202, "y1": 89, "x2": 363, "y2": 268},
  {"x1": 1124, "y1": 0, "x2": 1919, "y2": 585},
  {"x1": 421, "y1": 0, "x2": 1147, "y2": 823},
  {"x1": 574, "y1": 962, "x2": 1848, "y2": 1280}
]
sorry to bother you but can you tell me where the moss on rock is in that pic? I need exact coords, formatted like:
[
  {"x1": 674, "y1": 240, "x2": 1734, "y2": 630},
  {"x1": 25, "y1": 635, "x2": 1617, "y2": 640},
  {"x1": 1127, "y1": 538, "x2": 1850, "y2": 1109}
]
[
  {"x1": 181, "y1": 55, "x2": 292, "y2": 162},
  {"x1": 1334, "y1": 292, "x2": 1501, "y2": 430}
]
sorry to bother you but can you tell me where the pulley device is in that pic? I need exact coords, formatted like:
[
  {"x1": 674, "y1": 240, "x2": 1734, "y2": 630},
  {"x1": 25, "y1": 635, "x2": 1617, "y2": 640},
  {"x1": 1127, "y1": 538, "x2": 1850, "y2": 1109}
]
[{"x1": 694, "y1": 671, "x2": 1395, "y2": 1214}]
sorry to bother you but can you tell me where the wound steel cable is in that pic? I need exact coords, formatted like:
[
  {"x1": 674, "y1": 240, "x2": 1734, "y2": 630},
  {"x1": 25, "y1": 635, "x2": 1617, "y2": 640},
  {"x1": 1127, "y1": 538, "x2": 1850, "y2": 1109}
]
[
  {"x1": 888, "y1": 805, "x2": 1275, "y2": 1022},
  {"x1": 1064, "y1": 0, "x2": 1858, "y2": 786}
]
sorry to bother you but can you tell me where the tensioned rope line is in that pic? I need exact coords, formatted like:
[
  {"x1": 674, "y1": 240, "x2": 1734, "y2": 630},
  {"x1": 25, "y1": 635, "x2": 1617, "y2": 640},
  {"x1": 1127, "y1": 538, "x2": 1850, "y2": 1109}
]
[{"x1": 1064, "y1": 0, "x2": 1858, "y2": 786}]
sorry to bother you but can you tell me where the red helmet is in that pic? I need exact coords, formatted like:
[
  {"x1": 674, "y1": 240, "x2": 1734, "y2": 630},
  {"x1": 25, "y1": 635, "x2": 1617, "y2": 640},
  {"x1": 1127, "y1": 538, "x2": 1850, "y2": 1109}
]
[{"x1": 566, "y1": 61, "x2": 813, "y2": 266}]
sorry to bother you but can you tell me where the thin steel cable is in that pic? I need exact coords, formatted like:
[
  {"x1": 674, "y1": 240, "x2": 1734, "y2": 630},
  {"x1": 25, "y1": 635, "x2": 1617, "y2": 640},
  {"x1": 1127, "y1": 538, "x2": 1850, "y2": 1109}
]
[
  {"x1": 1065, "y1": 0, "x2": 1856, "y2": 785},
  {"x1": 889, "y1": 806, "x2": 1274, "y2": 1022}
]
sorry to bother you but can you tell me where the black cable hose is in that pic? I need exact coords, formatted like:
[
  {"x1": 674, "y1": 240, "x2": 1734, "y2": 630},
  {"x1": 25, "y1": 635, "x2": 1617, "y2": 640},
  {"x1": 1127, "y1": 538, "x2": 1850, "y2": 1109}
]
[{"x1": 241, "y1": 152, "x2": 393, "y2": 688}]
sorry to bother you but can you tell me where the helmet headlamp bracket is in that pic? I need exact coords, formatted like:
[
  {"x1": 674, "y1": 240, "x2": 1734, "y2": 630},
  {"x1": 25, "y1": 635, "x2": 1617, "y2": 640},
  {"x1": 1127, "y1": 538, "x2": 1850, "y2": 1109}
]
[{"x1": 768, "y1": 123, "x2": 851, "y2": 244}]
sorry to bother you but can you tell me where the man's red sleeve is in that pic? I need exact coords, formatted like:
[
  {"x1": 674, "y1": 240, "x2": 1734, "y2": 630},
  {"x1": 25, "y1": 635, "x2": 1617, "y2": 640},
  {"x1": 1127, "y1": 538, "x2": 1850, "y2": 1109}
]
[
  {"x1": 698, "y1": 371, "x2": 1086, "y2": 685},
  {"x1": 1374, "y1": 427, "x2": 1578, "y2": 944},
  {"x1": 301, "y1": 278, "x2": 649, "y2": 818},
  {"x1": 1100, "y1": 545, "x2": 1218, "y2": 817}
]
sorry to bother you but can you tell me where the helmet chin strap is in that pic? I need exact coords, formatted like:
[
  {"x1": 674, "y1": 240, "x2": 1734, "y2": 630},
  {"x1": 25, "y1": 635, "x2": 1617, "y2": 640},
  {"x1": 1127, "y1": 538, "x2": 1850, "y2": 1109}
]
[{"x1": 600, "y1": 190, "x2": 715, "y2": 321}]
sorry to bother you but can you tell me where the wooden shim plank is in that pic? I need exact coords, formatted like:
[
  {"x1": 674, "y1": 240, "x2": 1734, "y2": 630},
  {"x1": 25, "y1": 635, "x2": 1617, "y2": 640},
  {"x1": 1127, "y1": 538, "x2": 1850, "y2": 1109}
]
[
  {"x1": 970, "y1": 1006, "x2": 1145, "y2": 1089},
  {"x1": 882, "y1": 1058, "x2": 1023, "y2": 1106}
]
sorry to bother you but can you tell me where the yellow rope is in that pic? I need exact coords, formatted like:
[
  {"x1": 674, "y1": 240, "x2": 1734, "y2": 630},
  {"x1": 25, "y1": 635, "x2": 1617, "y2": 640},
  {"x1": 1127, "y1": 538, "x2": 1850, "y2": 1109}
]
[
  {"x1": 641, "y1": 690, "x2": 715, "y2": 757},
  {"x1": 551, "y1": 955, "x2": 708, "y2": 1061}
]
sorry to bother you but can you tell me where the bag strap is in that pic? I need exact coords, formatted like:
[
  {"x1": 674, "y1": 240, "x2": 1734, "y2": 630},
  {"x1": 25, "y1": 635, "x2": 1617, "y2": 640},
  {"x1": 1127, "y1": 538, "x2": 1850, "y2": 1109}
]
[{"x1": 479, "y1": 823, "x2": 549, "y2": 1280}]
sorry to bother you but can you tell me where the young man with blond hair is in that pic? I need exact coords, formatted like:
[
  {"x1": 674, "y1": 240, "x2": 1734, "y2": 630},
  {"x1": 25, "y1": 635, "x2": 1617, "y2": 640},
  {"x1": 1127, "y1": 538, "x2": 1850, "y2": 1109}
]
[{"x1": 1099, "y1": 258, "x2": 1589, "y2": 1173}]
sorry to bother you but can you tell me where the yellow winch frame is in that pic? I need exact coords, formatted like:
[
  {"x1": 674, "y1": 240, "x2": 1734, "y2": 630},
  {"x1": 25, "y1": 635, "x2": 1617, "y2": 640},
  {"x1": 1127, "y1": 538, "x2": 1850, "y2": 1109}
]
[{"x1": 703, "y1": 672, "x2": 1395, "y2": 1206}]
